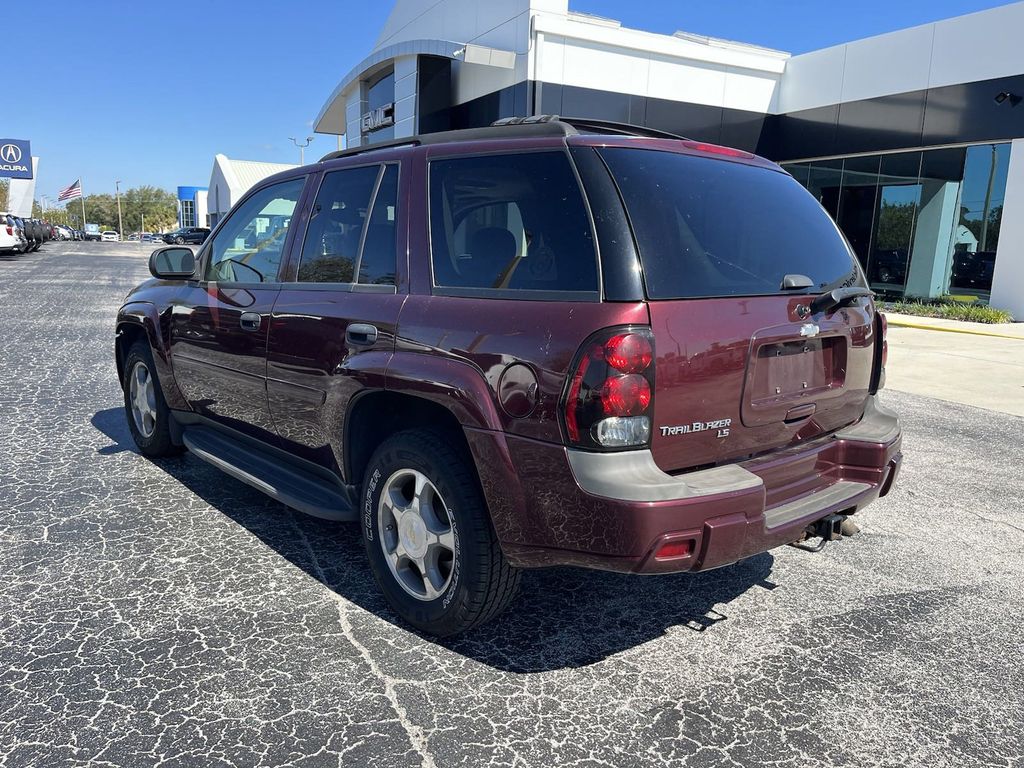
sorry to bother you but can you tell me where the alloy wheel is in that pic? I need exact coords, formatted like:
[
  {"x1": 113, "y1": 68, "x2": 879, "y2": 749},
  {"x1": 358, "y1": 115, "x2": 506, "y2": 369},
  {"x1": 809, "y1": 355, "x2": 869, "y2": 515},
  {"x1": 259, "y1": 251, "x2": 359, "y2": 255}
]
[
  {"x1": 128, "y1": 361, "x2": 158, "y2": 438},
  {"x1": 378, "y1": 469, "x2": 456, "y2": 601}
]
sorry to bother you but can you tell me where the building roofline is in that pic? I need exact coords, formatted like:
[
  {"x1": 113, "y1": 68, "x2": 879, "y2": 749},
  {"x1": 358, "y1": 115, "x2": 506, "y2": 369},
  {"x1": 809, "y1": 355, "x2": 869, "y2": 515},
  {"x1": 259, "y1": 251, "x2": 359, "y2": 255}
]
[{"x1": 314, "y1": 38, "x2": 466, "y2": 135}]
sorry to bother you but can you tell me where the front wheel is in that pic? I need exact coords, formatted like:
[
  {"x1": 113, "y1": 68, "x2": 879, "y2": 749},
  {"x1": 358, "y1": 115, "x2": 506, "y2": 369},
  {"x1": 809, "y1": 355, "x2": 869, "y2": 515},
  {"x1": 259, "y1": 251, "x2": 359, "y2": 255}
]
[
  {"x1": 362, "y1": 429, "x2": 520, "y2": 636},
  {"x1": 122, "y1": 342, "x2": 183, "y2": 458},
  {"x1": 174, "y1": 236, "x2": 184, "y2": 245}
]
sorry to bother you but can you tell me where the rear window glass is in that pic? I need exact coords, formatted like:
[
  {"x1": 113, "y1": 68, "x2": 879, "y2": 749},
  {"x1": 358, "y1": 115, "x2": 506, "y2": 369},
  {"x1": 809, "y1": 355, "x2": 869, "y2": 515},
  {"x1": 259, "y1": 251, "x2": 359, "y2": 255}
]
[
  {"x1": 599, "y1": 148, "x2": 862, "y2": 299},
  {"x1": 429, "y1": 152, "x2": 598, "y2": 294}
]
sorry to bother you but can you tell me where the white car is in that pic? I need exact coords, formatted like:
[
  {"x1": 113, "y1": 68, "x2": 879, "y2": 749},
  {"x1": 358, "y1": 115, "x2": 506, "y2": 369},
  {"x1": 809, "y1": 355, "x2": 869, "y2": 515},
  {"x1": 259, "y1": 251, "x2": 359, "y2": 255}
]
[
  {"x1": 1, "y1": 213, "x2": 27, "y2": 254},
  {"x1": 55, "y1": 225, "x2": 73, "y2": 241},
  {"x1": 101, "y1": 231, "x2": 121, "y2": 242}
]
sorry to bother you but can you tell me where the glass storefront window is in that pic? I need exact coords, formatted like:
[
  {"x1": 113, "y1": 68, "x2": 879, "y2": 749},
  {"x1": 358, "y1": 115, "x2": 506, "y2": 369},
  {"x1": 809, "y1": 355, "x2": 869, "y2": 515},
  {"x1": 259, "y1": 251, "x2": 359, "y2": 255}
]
[
  {"x1": 783, "y1": 142, "x2": 1010, "y2": 303},
  {"x1": 950, "y1": 144, "x2": 1010, "y2": 297},
  {"x1": 837, "y1": 155, "x2": 881, "y2": 273},
  {"x1": 872, "y1": 152, "x2": 922, "y2": 292},
  {"x1": 804, "y1": 160, "x2": 843, "y2": 218}
]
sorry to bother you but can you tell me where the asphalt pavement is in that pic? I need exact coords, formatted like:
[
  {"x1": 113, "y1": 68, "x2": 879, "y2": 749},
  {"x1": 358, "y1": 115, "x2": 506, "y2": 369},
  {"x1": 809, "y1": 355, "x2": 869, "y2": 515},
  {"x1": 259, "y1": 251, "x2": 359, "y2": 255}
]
[{"x1": 2, "y1": 243, "x2": 1022, "y2": 768}]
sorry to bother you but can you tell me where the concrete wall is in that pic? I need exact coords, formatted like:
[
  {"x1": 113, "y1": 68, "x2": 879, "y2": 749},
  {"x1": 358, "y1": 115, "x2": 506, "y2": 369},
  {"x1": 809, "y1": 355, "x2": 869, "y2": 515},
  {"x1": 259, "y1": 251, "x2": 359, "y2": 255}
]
[{"x1": 989, "y1": 139, "x2": 1024, "y2": 318}]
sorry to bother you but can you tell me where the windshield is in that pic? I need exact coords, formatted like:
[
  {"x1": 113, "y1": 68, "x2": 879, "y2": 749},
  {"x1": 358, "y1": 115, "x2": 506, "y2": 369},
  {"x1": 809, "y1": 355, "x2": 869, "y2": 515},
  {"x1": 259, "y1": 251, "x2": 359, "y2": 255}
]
[{"x1": 599, "y1": 148, "x2": 863, "y2": 299}]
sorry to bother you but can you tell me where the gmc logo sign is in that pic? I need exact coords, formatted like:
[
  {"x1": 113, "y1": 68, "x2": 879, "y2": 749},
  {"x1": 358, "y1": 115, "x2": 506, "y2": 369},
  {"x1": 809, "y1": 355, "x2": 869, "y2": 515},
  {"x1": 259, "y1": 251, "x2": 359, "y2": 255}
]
[{"x1": 361, "y1": 103, "x2": 395, "y2": 134}]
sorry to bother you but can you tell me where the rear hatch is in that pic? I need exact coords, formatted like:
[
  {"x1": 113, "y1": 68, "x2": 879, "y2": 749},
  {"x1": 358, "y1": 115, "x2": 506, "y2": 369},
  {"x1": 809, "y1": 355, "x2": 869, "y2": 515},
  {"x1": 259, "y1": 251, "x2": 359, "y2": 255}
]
[{"x1": 596, "y1": 143, "x2": 877, "y2": 474}]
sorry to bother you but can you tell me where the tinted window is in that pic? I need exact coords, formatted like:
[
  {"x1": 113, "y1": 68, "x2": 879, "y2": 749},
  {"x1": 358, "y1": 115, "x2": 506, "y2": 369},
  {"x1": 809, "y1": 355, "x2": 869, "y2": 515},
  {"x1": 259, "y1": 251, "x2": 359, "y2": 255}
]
[
  {"x1": 600, "y1": 148, "x2": 861, "y2": 299},
  {"x1": 429, "y1": 152, "x2": 598, "y2": 293},
  {"x1": 359, "y1": 164, "x2": 398, "y2": 285},
  {"x1": 206, "y1": 178, "x2": 304, "y2": 283},
  {"x1": 297, "y1": 166, "x2": 379, "y2": 283}
]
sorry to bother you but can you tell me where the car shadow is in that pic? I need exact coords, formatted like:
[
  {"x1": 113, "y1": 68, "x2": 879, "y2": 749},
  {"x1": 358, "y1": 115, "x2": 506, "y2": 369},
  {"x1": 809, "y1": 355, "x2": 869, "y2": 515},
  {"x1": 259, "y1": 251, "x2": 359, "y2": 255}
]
[
  {"x1": 92, "y1": 406, "x2": 778, "y2": 672},
  {"x1": 91, "y1": 407, "x2": 136, "y2": 454}
]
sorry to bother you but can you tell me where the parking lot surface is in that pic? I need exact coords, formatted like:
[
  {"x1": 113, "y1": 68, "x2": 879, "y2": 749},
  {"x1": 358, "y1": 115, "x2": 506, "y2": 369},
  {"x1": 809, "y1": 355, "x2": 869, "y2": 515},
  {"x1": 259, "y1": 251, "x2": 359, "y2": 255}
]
[{"x1": 2, "y1": 243, "x2": 1022, "y2": 768}]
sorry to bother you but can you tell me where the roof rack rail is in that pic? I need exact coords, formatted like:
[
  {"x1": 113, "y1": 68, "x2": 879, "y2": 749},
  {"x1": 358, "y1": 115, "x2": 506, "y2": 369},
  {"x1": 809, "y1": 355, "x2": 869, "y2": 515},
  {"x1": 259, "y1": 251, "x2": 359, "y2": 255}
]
[
  {"x1": 318, "y1": 138, "x2": 421, "y2": 163},
  {"x1": 318, "y1": 119, "x2": 577, "y2": 163},
  {"x1": 556, "y1": 117, "x2": 688, "y2": 140},
  {"x1": 315, "y1": 115, "x2": 683, "y2": 164}
]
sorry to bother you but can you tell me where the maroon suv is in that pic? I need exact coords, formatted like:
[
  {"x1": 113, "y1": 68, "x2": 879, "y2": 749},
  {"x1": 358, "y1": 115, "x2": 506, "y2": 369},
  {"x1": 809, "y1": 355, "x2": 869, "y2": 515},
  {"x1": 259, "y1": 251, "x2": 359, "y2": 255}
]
[{"x1": 116, "y1": 118, "x2": 901, "y2": 636}]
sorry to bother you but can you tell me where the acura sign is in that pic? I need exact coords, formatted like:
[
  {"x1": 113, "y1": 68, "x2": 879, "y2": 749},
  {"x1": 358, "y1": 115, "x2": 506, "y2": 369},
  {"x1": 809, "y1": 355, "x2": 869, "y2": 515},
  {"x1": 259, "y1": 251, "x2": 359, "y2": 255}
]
[
  {"x1": 0, "y1": 138, "x2": 32, "y2": 179},
  {"x1": 361, "y1": 103, "x2": 395, "y2": 134}
]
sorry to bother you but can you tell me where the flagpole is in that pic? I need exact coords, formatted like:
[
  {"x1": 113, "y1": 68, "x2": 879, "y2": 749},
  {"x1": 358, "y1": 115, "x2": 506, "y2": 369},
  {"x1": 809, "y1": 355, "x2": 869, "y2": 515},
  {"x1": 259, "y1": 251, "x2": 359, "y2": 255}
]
[{"x1": 79, "y1": 181, "x2": 86, "y2": 230}]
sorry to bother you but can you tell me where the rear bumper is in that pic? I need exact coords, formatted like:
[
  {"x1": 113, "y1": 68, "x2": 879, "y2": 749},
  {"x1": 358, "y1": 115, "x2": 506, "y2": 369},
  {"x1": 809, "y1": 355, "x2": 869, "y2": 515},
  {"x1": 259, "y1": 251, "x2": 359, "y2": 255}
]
[{"x1": 471, "y1": 396, "x2": 901, "y2": 574}]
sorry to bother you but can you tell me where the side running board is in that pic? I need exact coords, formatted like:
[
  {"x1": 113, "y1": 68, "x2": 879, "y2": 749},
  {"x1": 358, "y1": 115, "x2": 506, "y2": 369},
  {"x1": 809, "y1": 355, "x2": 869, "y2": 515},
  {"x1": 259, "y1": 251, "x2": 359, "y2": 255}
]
[{"x1": 182, "y1": 426, "x2": 357, "y2": 522}]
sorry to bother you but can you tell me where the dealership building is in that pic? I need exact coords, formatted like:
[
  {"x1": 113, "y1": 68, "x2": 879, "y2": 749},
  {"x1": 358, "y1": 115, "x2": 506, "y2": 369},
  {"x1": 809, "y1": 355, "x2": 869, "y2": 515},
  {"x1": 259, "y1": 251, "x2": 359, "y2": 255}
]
[{"x1": 313, "y1": 0, "x2": 1024, "y2": 317}]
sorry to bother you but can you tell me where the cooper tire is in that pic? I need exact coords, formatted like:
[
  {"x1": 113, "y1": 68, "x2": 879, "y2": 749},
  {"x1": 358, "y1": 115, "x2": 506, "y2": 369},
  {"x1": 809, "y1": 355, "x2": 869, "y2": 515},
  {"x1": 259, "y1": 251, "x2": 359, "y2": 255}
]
[
  {"x1": 122, "y1": 342, "x2": 183, "y2": 458},
  {"x1": 362, "y1": 429, "x2": 520, "y2": 637}
]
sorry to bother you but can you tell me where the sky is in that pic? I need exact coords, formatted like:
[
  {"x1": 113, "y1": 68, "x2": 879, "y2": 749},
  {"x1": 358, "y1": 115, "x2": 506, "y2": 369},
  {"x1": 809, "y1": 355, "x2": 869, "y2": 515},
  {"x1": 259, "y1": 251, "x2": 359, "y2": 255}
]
[{"x1": 8, "y1": 0, "x2": 1015, "y2": 209}]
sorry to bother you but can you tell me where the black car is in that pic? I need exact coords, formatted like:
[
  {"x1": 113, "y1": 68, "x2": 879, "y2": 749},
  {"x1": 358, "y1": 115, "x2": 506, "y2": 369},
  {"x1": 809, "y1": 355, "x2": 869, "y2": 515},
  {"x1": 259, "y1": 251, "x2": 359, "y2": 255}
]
[
  {"x1": 23, "y1": 218, "x2": 42, "y2": 251},
  {"x1": 163, "y1": 227, "x2": 210, "y2": 245}
]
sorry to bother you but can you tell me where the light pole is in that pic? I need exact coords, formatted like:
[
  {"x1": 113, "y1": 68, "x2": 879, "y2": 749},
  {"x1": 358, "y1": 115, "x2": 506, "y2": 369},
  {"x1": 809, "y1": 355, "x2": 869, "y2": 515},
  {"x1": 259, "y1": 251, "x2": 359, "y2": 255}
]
[
  {"x1": 289, "y1": 136, "x2": 313, "y2": 165},
  {"x1": 115, "y1": 180, "x2": 124, "y2": 240}
]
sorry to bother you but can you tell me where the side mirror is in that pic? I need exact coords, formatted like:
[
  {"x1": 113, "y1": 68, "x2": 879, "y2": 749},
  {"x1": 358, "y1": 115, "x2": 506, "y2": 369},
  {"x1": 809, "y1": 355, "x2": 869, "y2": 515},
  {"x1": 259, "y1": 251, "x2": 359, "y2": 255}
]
[{"x1": 149, "y1": 246, "x2": 196, "y2": 279}]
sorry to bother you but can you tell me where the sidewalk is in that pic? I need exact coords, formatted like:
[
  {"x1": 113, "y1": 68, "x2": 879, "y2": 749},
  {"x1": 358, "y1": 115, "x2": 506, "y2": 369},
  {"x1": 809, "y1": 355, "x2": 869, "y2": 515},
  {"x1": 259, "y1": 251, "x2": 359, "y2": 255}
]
[
  {"x1": 885, "y1": 319, "x2": 1024, "y2": 418},
  {"x1": 885, "y1": 312, "x2": 1024, "y2": 340}
]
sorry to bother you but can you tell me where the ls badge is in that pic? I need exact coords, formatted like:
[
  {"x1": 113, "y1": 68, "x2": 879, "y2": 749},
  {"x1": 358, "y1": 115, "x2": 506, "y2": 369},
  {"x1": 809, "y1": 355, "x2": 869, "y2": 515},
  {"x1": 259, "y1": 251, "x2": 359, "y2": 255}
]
[{"x1": 661, "y1": 418, "x2": 732, "y2": 439}]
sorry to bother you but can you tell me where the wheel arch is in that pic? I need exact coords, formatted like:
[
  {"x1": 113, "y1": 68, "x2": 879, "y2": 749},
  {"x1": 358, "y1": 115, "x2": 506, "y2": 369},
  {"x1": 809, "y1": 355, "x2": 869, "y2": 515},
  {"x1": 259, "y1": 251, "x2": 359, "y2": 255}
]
[
  {"x1": 115, "y1": 303, "x2": 189, "y2": 410},
  {"x1": 344, "y1": 390, "x2": 472, "y2": 488}
]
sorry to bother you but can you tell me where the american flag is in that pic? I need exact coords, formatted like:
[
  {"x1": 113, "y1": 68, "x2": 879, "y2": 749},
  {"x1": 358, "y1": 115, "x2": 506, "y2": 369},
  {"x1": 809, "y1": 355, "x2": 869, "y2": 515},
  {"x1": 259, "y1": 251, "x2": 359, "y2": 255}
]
[{"x1": 57, "y1": 179, "x2": 82, "y2": 202}]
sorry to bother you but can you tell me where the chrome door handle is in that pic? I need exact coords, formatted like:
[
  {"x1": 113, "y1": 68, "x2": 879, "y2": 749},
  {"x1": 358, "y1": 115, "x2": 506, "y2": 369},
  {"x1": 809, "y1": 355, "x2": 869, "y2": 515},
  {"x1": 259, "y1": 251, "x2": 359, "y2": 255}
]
[
  {"x1": 346, "y1": 323, "x2": 378, "y2": 346},
  {"x1": 239, "y1": 312, "x2": 262, "y2": 332}
]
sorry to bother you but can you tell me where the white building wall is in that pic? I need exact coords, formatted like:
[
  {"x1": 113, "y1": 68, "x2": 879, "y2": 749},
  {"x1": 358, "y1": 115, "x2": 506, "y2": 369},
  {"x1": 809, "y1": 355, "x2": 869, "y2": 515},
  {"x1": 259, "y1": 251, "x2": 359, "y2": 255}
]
[
  {"x1": 196, "y1": 190, "x2": 209, "y2": 228},
  {"x1": 779, "y1": 1, "x2": 1024, "y2": 113},
  {"x1": 7, "y1": 157, "x2": 38, "y2": 218},
  {"x1": 533, "y1": 13, "x2": 786, "y2": 113},
  {"x1": 989, "y1": 139, "x2": 1024, "y2": 319}
]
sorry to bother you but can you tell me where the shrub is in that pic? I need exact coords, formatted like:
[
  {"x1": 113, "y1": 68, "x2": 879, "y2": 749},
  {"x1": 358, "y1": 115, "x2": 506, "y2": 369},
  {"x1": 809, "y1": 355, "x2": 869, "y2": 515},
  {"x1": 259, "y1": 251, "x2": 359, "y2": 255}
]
[{"x1": 882, "y1": 300, "x2": 1014, "y2": 324}]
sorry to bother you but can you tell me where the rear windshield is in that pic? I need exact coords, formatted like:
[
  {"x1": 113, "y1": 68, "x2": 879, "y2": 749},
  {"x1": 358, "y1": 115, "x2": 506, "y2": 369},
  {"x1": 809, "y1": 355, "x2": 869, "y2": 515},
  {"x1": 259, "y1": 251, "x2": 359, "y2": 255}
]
[{"x1": 599, "y1": 148, "x2": 862, "y2": 299}]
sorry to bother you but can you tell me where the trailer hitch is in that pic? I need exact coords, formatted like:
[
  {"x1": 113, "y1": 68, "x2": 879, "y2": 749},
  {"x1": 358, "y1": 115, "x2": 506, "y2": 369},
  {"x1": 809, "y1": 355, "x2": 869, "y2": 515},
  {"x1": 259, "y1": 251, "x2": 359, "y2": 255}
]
[{"x1": 789, "y1": 514, "x2": 847, "y2": 552}]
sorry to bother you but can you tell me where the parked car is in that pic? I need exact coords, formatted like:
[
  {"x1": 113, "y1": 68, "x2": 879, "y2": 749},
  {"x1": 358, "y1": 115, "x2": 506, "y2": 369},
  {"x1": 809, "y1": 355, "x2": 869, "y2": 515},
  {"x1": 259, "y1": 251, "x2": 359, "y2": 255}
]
[
  {"x1": 951, "y1": 249, "x2": 997, "y2": 292},
  {"x1": 115, "y1": 118, "x2": 901, "y2": 637},
  {"x1": 140, "y1": 233, "x2": 158, "y2": 243},
  {"x1": 1, "y1": 213, "x2": 27, "y2": 254},
  {"x1": 162, "y1": 227, "x2": 210, "y2": 245},
  {"x1": 20, "y1": 218, "x2": 42, "y2": 251},
  {"x1": 101, "y1": 231, "x2": 120, "y2": 242}
]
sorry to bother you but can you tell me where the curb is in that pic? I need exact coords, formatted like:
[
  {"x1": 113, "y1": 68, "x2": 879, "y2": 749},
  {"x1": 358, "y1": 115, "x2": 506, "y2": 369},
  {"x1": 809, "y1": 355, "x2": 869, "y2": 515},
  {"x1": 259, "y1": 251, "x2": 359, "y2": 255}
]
[{"x1": 886, "y1": 317, "x2": 1024, "y2": 340}]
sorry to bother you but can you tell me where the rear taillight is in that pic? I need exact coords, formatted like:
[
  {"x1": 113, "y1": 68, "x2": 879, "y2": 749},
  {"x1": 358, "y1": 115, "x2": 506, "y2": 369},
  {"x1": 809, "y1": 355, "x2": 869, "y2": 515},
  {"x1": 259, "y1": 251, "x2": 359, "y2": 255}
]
[
  {"x1": 5, "y1": 226, "x2": 11, "y2": 236},
  {"x1": 880, "y1": 312, "x2": 889, "y2": 370},
  {"x1": 872, "y1": 311, "x2": 888, "y2": 392},
  {"x1": 563, "y1": 327, "x2": 655, "y2": 450}
]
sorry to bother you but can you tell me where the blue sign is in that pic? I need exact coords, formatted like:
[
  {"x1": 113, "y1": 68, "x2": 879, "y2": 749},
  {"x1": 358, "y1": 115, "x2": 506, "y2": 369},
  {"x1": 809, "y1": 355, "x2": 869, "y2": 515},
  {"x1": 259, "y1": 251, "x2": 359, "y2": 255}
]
[{"x1": 0, "y1": 138, "x2": 32, "y2": 179}]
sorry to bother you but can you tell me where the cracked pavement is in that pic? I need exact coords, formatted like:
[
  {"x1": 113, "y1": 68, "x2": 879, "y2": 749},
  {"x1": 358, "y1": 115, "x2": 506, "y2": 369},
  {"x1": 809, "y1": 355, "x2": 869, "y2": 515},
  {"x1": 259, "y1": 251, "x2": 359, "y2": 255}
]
[{"x1": 1, "y1": 243, "x2": 1022, "y2": 767}]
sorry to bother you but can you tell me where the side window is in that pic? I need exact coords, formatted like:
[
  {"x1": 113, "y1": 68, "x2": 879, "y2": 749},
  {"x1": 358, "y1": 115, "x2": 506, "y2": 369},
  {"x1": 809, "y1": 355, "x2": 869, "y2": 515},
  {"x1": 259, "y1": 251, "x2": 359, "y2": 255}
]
[
  {"x1": 206, "y1": 178, "x2": 304, "y2": 283},
  {"x1": 429, "y1": 152, "x2": 598, "y2": 293},
  {"x1": 359, "y1": 164, "x2": 399, "y2": 285},
  {"x1": 297, "y1": 166, "x2": 379, "y2": 283}
]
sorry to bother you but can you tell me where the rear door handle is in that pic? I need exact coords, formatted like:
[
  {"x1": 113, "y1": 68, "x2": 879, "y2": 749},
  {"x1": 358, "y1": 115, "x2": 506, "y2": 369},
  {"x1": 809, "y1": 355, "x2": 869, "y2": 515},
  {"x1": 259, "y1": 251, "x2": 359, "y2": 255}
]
[
  {"x1": 346, "y1": 323, "x2": 378, "y2": 347},
  {"x1": 239, "y1": 312, "x2": 262, "y2": 332}
]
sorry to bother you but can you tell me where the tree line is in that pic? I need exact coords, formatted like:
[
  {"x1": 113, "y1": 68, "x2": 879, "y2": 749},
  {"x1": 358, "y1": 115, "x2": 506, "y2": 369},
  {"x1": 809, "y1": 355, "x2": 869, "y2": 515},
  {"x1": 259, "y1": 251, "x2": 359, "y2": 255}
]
[{"x1": 35, "y1": 185, "x2": 179, "y2": 233}]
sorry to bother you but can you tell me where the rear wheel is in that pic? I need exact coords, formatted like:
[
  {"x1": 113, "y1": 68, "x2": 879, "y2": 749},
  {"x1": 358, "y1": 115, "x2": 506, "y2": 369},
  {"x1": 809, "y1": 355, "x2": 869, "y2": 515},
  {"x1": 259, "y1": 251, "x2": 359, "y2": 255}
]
[
  {"x1": 361, "y1": 429, "x2": 520, "y2": 636},
  {"x1": 122, "y1": 342, "x2": 183, "y2": 458}
]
